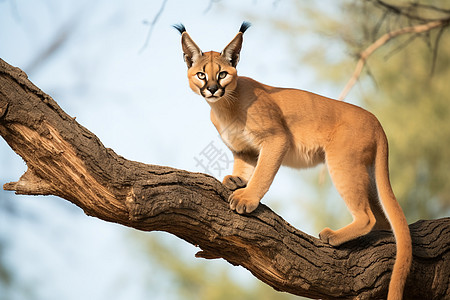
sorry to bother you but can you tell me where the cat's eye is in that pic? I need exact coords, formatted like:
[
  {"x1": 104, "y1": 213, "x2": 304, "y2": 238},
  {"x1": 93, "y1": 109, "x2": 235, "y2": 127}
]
[
  {"x1": 218, "y1": 71, "x2": 228, "y2": 79},
  {"x1": 197, "y1": 72, "x2": 206, "y2": 80}
]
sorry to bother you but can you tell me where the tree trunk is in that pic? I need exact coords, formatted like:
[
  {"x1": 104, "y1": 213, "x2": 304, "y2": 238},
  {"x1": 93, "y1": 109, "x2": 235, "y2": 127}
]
[{"x1": 0, "y1": 59, "x2": 448, "y2": 300}]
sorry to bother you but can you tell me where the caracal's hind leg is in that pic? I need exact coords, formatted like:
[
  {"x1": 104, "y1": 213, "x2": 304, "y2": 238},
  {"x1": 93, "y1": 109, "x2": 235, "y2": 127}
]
[
  {"x1": 367, "y1": 168, "x2": 391, "y2": 231},
  {"x1": 319, "y1": 154, "x2": 377, "y2": 246}
]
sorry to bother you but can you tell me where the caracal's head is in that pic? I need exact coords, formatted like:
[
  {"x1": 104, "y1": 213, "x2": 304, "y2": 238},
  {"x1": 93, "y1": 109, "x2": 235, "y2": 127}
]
[{"x1": 174, "y1": 22, "x2": 250, "y2": 103}]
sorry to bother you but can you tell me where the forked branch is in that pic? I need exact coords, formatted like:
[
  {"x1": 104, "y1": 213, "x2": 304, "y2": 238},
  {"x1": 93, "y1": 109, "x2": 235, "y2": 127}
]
[
  {"x1": 339, "y1": 18, "x2": 450, "y2": 100},
  {"x1": 0, "y1": 59, "x2": 449, "y2": 299}
]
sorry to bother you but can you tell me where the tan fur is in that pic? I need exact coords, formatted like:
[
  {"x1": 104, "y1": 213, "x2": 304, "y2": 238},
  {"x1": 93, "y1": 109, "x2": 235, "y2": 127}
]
[{"x1": 176, "y1": 24, "x2": 412, "y2": 300}]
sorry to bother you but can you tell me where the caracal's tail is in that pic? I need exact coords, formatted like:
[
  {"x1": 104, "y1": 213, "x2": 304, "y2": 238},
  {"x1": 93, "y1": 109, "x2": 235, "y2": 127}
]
[{"x1": 375, "y1": 132, "x2": 412, "y2": 300}]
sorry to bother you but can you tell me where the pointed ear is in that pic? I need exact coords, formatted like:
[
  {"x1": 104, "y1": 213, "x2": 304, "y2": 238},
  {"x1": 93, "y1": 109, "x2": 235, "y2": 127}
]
[
  {"x1": 221, "y1": 22, "x2": 251, "y2": 67},
  {"x1": 181, "y1": 32, "x2": 203, "y2": 68},
  {"x1": 173, "y1": 24, "x2": 203, "y2": 68}
]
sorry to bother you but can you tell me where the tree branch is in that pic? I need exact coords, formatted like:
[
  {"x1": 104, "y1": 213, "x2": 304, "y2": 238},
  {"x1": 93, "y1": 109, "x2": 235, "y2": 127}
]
[
  {"x1": 139, "y1": 0, "x2": 168, "y2": 53},
  {"x1": 339, "y1": 18, "x2": 450, "y2": 101},
  {"x1": 0, "y1": 59, "x2": 449, "y2": 299},
  {"x1": 373, "y1": 0, "x2": 450, "y2": 22}
]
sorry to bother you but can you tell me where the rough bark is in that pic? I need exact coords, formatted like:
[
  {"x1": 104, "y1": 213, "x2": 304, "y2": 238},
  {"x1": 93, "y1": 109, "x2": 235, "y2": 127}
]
[{"x1": 0, "y1": 58, "x2": 448, "y2": 300}]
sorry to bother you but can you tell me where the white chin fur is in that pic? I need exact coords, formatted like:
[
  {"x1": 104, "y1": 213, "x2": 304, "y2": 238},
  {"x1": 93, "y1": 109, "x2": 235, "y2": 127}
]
[{"x1": 204, "y1": 96, "x2": 221, "y2": 103}]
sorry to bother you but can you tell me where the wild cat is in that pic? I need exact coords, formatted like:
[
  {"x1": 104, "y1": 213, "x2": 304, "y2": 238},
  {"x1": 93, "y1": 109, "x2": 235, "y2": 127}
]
[{"x1": 175, "y1": 22, "x2": 411, "y2": 300}]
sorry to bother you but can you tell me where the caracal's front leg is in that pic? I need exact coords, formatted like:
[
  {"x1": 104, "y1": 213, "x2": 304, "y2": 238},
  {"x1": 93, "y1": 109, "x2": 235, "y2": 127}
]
[
  {"x1": 229, "y1": 137, "x2": 288, "y2": 214},
  {"x1": 223, "y1": 152, "x2": 257, "y2": 191}
]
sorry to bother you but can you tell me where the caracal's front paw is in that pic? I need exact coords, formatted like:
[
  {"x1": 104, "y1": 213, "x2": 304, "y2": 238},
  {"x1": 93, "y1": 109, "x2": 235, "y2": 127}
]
[
  {"x1": 319, "y1": 227, "x2": 340, "y2": 246},
  {"x1": 229, "y1": 188, "x2": 260, "y2": 214},
  {"x1": 223, "y1": 175, "x2": 247, "y2": 191}
]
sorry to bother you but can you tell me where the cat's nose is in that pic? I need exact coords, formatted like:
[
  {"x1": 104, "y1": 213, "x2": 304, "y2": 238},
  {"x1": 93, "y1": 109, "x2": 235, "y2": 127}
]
[{"x1": 207, "y1": 85, "x2": 219, "y2": 95}]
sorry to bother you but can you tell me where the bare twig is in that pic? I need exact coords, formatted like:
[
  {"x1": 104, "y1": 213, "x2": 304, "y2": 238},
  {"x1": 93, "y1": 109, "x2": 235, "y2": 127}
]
[
  {"x1": 139, "y1": 0, "x2": 168, "y2": 53},
  {"x1": 338, "y1": 18, "x2": 449, "y2": 101},
  {"x1": 24, "y1": 6, "x2": 86, "y2": 75},
  {"x1": 25, "y1": 21, "x2": 76, "y2": 75},
  {"x1": 373, "y1": 0, "x2": 450, "y2": 22},
  {"x1": 383, "y1": 33, "x2": 418, "y2": 61},
  {"x1": 431, "y1": 25, "x2": 447, "y2": 75},
  {"x1": 203, "y1": 0, "x2": 221, "y2": 14}
]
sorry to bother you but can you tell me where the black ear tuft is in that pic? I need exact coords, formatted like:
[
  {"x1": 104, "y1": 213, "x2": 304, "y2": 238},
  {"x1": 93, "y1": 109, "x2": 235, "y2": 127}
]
[
  {"x1": 173, "y1": 23, "x2": 186, "y2": 34},
  {"x1": 239, "y1": 21, "x2": 251, "y2": 34}
]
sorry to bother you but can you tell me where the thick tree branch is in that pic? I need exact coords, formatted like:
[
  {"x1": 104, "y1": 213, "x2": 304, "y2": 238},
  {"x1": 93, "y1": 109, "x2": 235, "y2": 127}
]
[{"x1": 0, "y1": 59, "x2": 449, "y2": 299}]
